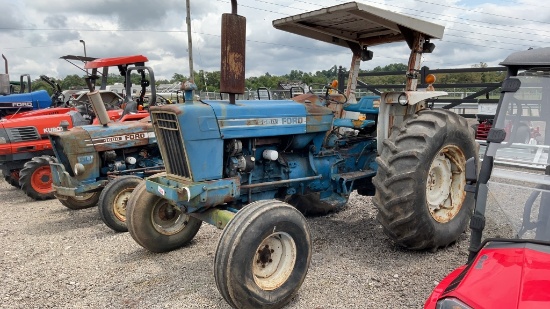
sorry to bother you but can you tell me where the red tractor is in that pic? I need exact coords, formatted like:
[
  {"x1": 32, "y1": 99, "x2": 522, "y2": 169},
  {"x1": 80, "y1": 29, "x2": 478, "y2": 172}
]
[
  {"x1": 0, "y1": 55, "x2": 150, "y2": 200},
  {"x1": 425, "y1": 47, "x2": 550, "y2": 308}
]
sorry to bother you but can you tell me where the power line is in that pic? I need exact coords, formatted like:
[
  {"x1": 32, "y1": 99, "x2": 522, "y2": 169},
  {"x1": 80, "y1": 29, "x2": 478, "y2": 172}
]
[
  {"x1": 245, "y1": 0, "x2": 550, "y2": 44},
  {"x1": 446, "y1": 28, "x2": 550, "y2": 45},
  {"x1": 383, "y1": 0, "x2": 550, "y2": 25},
  {"x1": 443, "y1": 40, "x2": 520, "y2": 51},
  {"x1": 0, "y1": 27, "x2": 186, "y2": 32}
]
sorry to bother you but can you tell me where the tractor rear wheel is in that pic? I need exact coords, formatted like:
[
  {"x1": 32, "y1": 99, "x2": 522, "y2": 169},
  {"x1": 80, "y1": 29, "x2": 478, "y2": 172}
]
[
  {"x1": 58, "y1": 192, "x2": 101, "y2": 210},
  {"x1": 19, "y1": 156, "x2": 56, "y2": 200},
  {"x1": 373, "y1": 109, "x2": 478, "y2": 250},
  {"x1": 98, "y1": 175, "x2": 142, "y2": 232},
  {"x1": 215, "y1": 200, "x2": 311, "y2": 309},
  {"x1": 126, "y1": 181, "x2": 202, "y2": 252}
]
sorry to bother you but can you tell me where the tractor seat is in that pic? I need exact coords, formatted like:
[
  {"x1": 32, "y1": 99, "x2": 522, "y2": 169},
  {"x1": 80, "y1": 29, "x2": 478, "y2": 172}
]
[{"x1": 333, "y1": 96, "x2": 379, "y2": 129}]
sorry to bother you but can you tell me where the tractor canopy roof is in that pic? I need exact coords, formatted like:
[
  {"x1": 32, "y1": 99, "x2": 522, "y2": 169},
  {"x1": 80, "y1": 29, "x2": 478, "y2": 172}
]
[
  {"x1": 59, "y1": 55, "x2": 98, "y2": 63},
  {"x1": 272, "y1": 1, "x2": 444, "y2": 50},
  {"x1": 500, "y1": 47, "x2": 550, "y2": 69},
  {"x1": 84, "y1": 55, "x2": 149, "y2": 69}
]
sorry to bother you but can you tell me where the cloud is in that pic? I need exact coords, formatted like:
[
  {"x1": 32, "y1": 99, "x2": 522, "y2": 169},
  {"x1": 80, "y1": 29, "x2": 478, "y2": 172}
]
[{"x1": 0, "y1": 0, "x2": 549, "y2": 83}]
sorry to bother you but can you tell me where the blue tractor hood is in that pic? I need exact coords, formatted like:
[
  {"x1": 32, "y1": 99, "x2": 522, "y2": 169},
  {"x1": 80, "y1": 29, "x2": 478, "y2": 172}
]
[
  {"x1": 0, "y1": 90, "x2": 52, "y2": 111},
  {"x1": 149, "y1": 99, "x2": 334, "y2": 182},
  {"x1": 202, "y1": 99, "x2": 334, "y2": 139}
]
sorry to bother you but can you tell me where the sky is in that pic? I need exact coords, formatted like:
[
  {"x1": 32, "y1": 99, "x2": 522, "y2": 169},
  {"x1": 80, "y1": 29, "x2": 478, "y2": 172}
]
[{"x1": 1, "y1": 0, "x2": 549, "y2": 82}]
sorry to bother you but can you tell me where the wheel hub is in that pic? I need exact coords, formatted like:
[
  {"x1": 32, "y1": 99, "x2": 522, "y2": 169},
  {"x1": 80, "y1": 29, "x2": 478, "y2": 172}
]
[
  {"x1": 425, "y1": 145, "x2": 466, "y2": 223},
  {"x1": 151, "y1": 201, "x2": 188, "y2": 236},
  {"x1": 252, "y1": 232, "x2": 297, "y2": 291},
  {"x1": 257, "y1": 244, "x2": 274, "y2": 268},
  {"x1": 113, "y1": 189, "x2": 133, "y2": 222},
  {"x1": 31, "y1": 166, "x2": 53, "y2": 194}
]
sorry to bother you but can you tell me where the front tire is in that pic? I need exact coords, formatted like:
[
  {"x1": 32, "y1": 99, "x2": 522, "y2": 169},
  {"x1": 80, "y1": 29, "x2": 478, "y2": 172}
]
[
  {"x1": 58, "y1": 192, "x2": 101, "y2": 210},
  {"x1": 19, "y1": 156, "x2": 56, "y2": 200},
  {"x1": 215, "y1": 200, "x2": 312, "y2": 309},
  {"x1": 4, "y1": 170, "x2": 20, "y2": 188},
  {"x1": 373, "y1": 109, "x2": 478, "y2": 250},
  {"x1": 98, "y1": 175, "x2": 142, "y2": 232},
  {"x1": 126, "y1": 181, "x2": 202, "y2": 252}
]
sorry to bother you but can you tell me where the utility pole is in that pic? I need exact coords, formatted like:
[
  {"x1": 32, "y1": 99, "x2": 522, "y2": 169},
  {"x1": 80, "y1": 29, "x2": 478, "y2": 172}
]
[{"x1": 186, "y1": 0, "x2": 194, "y2": 82}]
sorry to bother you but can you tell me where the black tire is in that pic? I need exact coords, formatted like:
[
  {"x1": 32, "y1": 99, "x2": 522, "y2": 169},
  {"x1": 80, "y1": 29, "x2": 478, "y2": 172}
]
[
  {"x1": 373, "y1": 109, "x2": 478, "y2": 250},
  {"x1": 57, "y1": 191, "x2": 101, "y2": 210},
  {"x1": 286, "y1": 192, "x2": 346, "y2": 216},
  {"x1": 4, "y1": 170, "x2": 20, "y2": 188},
  {"x1": 19, "y1": 156, "x2": 56, "y2": 200},
  {"x1": 98, "y1": 175, "x2": 142, "y2": 232},
  {"x1": 126, "y1": 179, "x2": 202, "y2": 253},
  {"x1": 215, "y1": 200, "x2": 312, "y2": 309}
]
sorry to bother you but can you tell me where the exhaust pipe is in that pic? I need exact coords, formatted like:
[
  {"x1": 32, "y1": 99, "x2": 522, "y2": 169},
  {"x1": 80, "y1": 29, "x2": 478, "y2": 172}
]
[
  {"x1": 87, "y1": 91, "x2": 110, "y2": 126},
  {"x1": 2, "y1": 54, "x2": 7, "y2": 74},
  {"x1": 0, "y1": 54, "x2": 9, "y2": 95},
  {"x1": 220, "y1": 0, "x2": 246, "y2": 104}
]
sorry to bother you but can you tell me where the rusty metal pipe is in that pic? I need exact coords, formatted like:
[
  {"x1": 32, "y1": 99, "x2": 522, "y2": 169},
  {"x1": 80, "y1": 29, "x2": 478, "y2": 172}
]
[
  {"x1": 240, "y1": 175, "x2": 322, "y2": 190},
  {"x1": 2, "y1": 54, "x2": 7, "y2": 74}
]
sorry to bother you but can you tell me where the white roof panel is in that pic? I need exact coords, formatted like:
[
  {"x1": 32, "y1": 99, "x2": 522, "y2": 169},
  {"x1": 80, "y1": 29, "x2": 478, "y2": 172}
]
[{"x1": 272, "y1": 2, "x2": 444, "y2": 48}]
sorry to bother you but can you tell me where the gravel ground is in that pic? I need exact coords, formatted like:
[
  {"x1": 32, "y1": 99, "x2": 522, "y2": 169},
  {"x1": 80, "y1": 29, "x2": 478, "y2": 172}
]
[{"x1": 1, "y1": 178, "x2": 495, "y2": 309}]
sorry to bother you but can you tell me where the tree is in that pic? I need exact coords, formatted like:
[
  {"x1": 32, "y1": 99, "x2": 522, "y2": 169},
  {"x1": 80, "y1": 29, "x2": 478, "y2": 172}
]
[{"x1": 61, "y1": 74, "x2": 86, "y2": 90}]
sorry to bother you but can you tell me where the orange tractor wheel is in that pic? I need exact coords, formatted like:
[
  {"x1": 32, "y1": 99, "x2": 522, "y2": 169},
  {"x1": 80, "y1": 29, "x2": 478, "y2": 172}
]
[{"x1": 19, "y1": 156, "x2": 56, "y2": 200}]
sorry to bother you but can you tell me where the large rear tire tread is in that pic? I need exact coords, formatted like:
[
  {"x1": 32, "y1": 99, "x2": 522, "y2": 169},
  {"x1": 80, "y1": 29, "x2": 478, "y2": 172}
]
[
  {"x1": 372, "y1": 109, "x2": 478, "y2": 250},
  {"x1": 98, "y1": 175, "x2": 142, "y2": 232},
  {"x1": 19, "y1": 156, "x2": 56, "y2": 200}
]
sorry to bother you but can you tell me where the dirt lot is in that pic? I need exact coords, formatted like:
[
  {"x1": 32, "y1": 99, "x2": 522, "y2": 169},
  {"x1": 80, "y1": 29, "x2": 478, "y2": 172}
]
[{"x1": 0, "y1": 179, "x2": 476, "y2": 309}]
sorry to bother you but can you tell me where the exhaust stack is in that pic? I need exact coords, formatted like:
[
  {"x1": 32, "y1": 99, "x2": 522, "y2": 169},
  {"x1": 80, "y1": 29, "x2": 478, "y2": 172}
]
[
  {"x1": 87, "y1": 91, "x2": 110, "y2": 126},
  {"x1": 220, "y1": 0, "x2": 246, "y2": 104},
  {"x1": 0, "y1": 54, "x2": 10, "y2": 95}
]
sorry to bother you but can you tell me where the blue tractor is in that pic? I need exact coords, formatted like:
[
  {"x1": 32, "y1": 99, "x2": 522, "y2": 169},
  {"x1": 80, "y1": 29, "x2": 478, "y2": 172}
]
[
  {"x1": 48, "y1": 55, "x2": 165, "y2": 232},
  {"x1": 126, "y1": 2, "x2": 478, "y2": 308},
  {"x1": 0, "y1": 54, "x2": 65, "y2": 116}
]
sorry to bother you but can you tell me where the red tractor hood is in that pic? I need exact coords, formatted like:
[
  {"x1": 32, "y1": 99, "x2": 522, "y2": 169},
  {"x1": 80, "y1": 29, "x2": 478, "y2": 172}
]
[{"x1": 426, "y1": 242, "x2": 550, "y2": 309}]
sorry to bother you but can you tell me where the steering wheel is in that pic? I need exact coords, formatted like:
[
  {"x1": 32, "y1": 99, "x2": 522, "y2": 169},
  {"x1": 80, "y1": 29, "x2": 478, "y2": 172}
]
[{"x1": 323, "y1": 86, "x2": 348, "y2": 106}]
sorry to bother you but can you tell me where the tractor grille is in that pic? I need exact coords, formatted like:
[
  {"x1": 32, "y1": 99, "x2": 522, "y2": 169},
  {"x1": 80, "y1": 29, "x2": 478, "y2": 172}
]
[
  {"x1": 7, "y1": 126, "x2": 40, "y2": 142},
  {"x1": 152, "y1": 111, "x2": 191, "y2": 178}
]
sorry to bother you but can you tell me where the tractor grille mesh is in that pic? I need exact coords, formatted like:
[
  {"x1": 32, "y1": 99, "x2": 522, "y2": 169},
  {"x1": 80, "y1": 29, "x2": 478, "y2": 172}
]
[
  {"x1": 152, "y1": 112, "x2": 191, "y2": 178},
  {"x1": 7, "y1": 126, "x2": 40, "y2": 142}
]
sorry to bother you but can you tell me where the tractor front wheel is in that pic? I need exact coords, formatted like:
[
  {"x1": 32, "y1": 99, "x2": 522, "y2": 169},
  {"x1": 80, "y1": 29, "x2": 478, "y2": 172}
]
[
  {"x1": 19, "y1": 156, "x2": 56, "y2": 200},
  {"x1": 98, "y1": 175, "x2": 142, "y2": 232},
  {"x1": 126, "y1": 181, "x2": 202, "y2": 252},
  {"x1": 58, "y1": 192, "x2": 101, "y2": 210},
  {"x1": 4, "y1": 170, "x2": 20, "y2": 188},
  {"x1": 214, "y1": 200, "x2": 311, "y2": 309},
  {"x1": 373, "y1": 109, "x2": 478, "y2": 250}
]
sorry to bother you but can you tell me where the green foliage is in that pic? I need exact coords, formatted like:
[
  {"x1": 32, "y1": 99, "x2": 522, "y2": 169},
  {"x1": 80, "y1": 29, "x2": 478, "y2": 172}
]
[
  {"x1": 31, "y1": 79, "x2": 57, "y2": 95},
  {"x1": 61, "y1": 74, "x2": 86, "y2": 90},
  {"x1": 49, "y1": 62, "x2": 505, "y2": 95}
]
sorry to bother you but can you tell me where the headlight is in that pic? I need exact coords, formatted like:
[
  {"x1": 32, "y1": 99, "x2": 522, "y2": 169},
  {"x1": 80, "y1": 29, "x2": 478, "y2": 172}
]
[
  {"x1": 398, "y1": 93, "x2": 408, "y2": 106},
  {"x1": 74, "y1": 163, "x2": 85, "y2": 176},
  {"x1": 436, "y1": 298, "x2": 472, "y2": 309}
]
